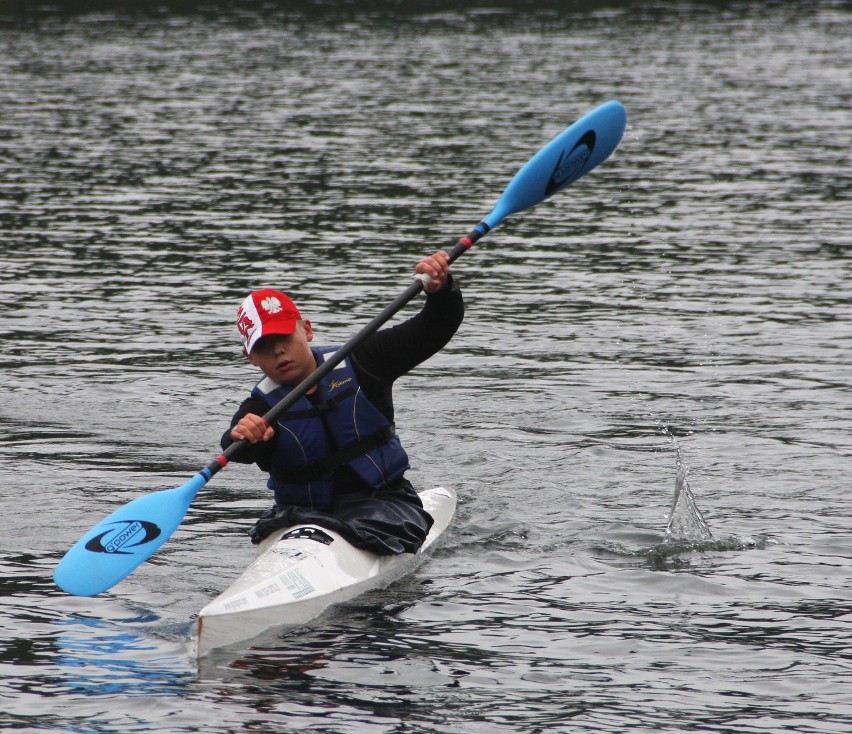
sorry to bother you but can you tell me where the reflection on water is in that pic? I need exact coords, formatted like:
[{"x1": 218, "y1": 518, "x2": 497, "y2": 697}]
[
  {"x1": 1, "y1": 1, "x2": 851, "y2": 732},
  {"x1": 54, "y1": 618, "x2": 193, "y2": 698}
]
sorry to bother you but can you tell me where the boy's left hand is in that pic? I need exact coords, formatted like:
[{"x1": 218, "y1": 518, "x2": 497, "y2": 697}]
[{"x1": 415, "y1": 251, "x2": 451, "y2": 293}]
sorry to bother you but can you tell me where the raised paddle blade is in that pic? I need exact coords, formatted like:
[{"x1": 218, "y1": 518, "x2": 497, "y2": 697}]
[
  {"x1": 482, "y1": 99, "x2": 627, "y2": 231},
  {"x1": 53, "y1": 472, "x2": 208, "y2": 596}
]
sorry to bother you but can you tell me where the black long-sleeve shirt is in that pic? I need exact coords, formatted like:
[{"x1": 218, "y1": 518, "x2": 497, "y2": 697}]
[{"x1": 221, "y1": 276, "x2": 464, "y2": 481}]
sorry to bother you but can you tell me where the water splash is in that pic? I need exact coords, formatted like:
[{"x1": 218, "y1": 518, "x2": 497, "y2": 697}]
[{"x1": 664, "y1": 446, "x2": 713, "y2": 543}]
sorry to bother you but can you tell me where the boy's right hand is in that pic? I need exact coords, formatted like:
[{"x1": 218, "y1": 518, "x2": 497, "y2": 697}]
[{"x1": 230, "y1": 414, "x2": 275, "y2": 443}]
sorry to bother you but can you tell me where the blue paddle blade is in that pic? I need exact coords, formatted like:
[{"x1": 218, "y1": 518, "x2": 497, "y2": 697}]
[
  {"x1": 483, "y1": 99, "x2": 627, "y2": 230},
  {"x1": 53, "y1": 472, "x2": 209, "y2": 596}
]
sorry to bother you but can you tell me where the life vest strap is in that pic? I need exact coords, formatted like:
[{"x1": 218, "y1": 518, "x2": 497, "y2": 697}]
[
  {"x1": 278, "y1": 386, "x2": 357, "y2": 421},
  {"x1": 271, "y1": 424, "x2": 397, "y2": 484}
]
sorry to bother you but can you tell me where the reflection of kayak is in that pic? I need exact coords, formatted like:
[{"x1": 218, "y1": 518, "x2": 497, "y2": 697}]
[{"x1": 195, "y1": 487, "x2": 457, "y2": 658}]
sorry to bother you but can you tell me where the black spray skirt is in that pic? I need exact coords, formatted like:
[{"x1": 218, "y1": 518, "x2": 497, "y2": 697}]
[{"x1": 249, "y1": 478, "x2": 435, "y2": 556}]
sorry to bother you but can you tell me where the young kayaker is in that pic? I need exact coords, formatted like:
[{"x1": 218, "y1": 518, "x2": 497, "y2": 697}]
[{"x1": 220, "y1": 250, "x2": 463, "y2": 555}]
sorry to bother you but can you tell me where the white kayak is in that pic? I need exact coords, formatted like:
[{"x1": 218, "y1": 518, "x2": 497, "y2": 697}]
[{"x1": 195, "y1": 486, "x2": 457, "y2": 657}]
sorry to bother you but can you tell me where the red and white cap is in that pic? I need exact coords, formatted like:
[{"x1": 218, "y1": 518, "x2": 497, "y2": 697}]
[{"x1": 236, "y1": 289, "x2": 302, "y2": 353}]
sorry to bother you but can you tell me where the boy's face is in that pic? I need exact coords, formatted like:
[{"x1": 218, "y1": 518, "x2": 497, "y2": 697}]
[{"x1": 244, "y1": 320, "x2": 316, "y2": 385}]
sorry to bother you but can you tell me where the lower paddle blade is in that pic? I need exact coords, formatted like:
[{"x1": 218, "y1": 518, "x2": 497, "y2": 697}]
[
  {"x1": 484, "y1": 99, "x2": 627, "y2": 229},
  {"x1": 53, "y1": 473, "x2": 208, "y2": 596}
]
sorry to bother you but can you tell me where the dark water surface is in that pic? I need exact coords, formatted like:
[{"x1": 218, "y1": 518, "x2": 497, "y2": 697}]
[{"x1": 1, "y1": 2, "x2": 850, "y2": 732}]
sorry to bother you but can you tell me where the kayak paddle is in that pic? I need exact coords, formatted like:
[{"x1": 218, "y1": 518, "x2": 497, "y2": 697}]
[{"x1": 53, "y1": 99, "x2": 627, "y2": 596}]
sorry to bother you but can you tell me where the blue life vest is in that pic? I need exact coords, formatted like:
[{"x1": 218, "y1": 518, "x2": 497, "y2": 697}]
[{"x1": 251, "y1": 346, "x2": 410, "y2": 509}]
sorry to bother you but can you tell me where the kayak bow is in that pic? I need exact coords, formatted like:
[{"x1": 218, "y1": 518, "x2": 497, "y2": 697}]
[{"x1": 195, "y1": 487, "x2": 456, "y2": 657}]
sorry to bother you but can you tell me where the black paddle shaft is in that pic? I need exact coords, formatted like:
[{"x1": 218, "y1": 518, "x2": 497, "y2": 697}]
[{"x1": 206, "y1": 237, "x2": 475, "y2": 477}]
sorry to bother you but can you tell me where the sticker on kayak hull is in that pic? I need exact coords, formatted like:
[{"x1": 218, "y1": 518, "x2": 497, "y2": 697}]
[
  {"x1": 279, "y1": 527, "x2": 334, "y2": 545},
  {"x1": 281, "y1": 569, "x2": 315, "y2": 599}
]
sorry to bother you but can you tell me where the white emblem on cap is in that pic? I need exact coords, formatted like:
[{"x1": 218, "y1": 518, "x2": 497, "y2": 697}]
[{"x1": 261, "y1": 296, "x2": 282, "y2": 314}]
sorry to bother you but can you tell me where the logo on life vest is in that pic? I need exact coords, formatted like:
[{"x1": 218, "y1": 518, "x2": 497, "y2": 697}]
[
  {"x1": 545, "y1": 130, "x2": 596, "y2": 196},
  {"x1": 84, "y1": 520, "x2": 162, "y2": 555},
  {"x1": 329, "y1": 377, "x2": 353, "y2": 391}
]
